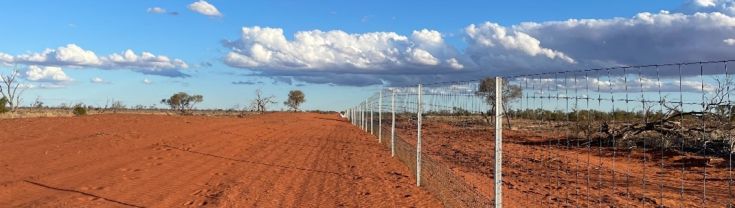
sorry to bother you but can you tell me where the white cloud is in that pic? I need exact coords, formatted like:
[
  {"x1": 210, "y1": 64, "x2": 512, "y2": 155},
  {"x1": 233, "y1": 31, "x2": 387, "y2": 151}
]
[
  {"x1": 14, "y1": 44, "x2": 101, "y2": 66},
  {"x1": 412, "y1": 29, "x2": 444, "y2": 47},
  {"x1": 511, "y1": 10, "x2": 735, "y2": 71},
  {"x1": 24, "y1": 65, "x2": 72, "y2": 83},
  {"x1": 224, "y1": 26, "x2": 461, "y2": 72},
  {"x1": 188, "y1": 0, "x2": 222, "y2": 17},
  {"x1": 466, "y1": 22, "x2": 575, "y2": 64},
  {"x1": 1, "y1": 44, "x2": 189, "y2": 77},
  {"x1": 90, "y1": 77, "x2": 108, "y2": 84},
  {"x1": 407, "y1": 49, "x2": 439, "y2": 65},
  {"x1": 147, "y1": 7, "x2": 167, "y2": 14},
  {"x1": 224, "y1": 2, "x2": 735, "y2": 86},
  {"x1": 446, "y1": 58, "x2": 464, "y2": 70},
  {"x1": 682, "y1": 0, "x2": 735, "y2": 15},
  {"x1": 102, "y1": 49, "x2": 189, "y2": 72},
  {"x1": 0, "y1": 53, "x2": 13, "y2": 65},
  {"x1": 693, "y1": 0, "x2": 718, "y2": 7},
  {"x1": 143, "y1": 78, "x2": 152, "y2": 85}
]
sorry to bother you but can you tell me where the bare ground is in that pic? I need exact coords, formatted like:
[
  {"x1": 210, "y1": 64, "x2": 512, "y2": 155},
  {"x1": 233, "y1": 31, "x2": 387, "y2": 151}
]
[
  {"x1": 397, "y1": 117, "x2": 734, "y2": 208},
  {"x1": 0, "y1": 113, "x2": 441, "y2": 208}
]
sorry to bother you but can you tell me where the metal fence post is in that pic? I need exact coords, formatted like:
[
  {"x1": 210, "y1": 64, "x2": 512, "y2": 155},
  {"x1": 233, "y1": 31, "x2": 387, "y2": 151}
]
[
  {"x1": 379, "y1": 90, "x2": 383, "y2": 143},
  {"x1": 362, "y1": 99, "x2": 368, "y2": 132},
  {"x1": 417, "y1": 84, "x2": 423, "y2": 187},
  {"x1": 370, "y1": 98, "x2": 374, "y2": 136},
  {"x1": 391, "y1": 90, "x2": 396, "y2": 157},
  {"x1": 360, "y1": 104, "x2": 364, "y2": 130},
  {"x1": 357, "y1": 106, "x2": 360, "y2": 128},
  {"x1": 494, "y1": 77, "x2": 503, "y2": 208}
]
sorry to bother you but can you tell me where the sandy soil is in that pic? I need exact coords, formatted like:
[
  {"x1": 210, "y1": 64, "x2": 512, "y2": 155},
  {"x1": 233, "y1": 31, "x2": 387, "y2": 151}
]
[
  {"x1": 0, "y1": 113, "x2": 441, "y2": 207},
  {"x1": 397, "y1": 118, "x2": 734, "y2": 207}
]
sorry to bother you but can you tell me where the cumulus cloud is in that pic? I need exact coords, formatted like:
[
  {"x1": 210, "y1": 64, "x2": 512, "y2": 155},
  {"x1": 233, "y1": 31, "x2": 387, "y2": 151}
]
[
  {"x1": 407, "y1": 49, "x2": 440, "y2": 65},
  {"x1": 143, "y1": 78, "x2": 153, "y2": 85},
  {"x1": 466, "y1": 22, "x2": 575, "y2": 64},
  {"x1": 223, "y1": 26, "x2": 462, "y2": 73},
  {"x1": 24, "y1": 66, "x2": 72, "y2": 83},
  {"x1": 513, "y1": 11, "x2": 735, "y2": 70},
  {"x1": 681, "y1": 0, "x2": 735, "y2": 15},
  {"x1": 102, "y1": 49, "x2": 189, "y2": 76},
  {"x1": 446, "y1": 58, "x2": 464, "y2": 70},
  {"x1": 0, "y1": 53, "x2": 13, "y2": 65},
  {"x1": 224, "y1": 1, "x2": 735, "y2": 86},
  {"x1": 221, "y1": 25, "x2": 574, "y2": 86},
  {"x1": 188, "y1": 0, "x2": 222, "y2": 17},
  {"x1": 14, "y1": 44, "x2": 102, "y2": 66},
  {"x1": 1, "y1": 44, "x2": 189, "y2": 77},
  {"x1": 147, "y1": 7, "x2": 167, "y2": 14},
  {"x1": 693, "y1": 0, "x2": 719, "y2": 7}
]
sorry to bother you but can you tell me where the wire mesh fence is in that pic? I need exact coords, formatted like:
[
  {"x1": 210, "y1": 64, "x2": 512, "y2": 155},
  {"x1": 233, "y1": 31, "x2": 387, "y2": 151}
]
[{"x1": 345, "y1": 59, "x2": 734, "y2": 207}]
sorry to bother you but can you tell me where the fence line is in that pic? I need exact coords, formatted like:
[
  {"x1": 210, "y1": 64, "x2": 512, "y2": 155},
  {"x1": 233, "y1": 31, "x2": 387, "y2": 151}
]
[{"x1": 344, "y1": 59, "x2": 734, "y2": 208}]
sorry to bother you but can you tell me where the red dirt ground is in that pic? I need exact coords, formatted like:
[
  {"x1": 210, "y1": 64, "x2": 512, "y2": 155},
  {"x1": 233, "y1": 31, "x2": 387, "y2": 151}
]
[
  {"x1": 399, "y1": 118, "x2": 734, "y2": 208},
  {"x1": 0, "y1": 113, "x2": 441, "y2": 207}
]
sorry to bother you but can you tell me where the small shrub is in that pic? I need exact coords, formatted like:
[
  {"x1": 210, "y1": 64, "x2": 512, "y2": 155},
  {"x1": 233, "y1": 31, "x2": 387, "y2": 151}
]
[
  {"x1": 72, "y1": 104, "x2": 87, "y2": 116},
  {"x1": 0, "y1": 97, "x2": 8, "y2": 114}
]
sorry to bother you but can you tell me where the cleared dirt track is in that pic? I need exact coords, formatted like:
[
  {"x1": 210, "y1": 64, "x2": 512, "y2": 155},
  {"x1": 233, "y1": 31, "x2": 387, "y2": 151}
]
[{"x1": 0, "y1": 113, "x2": 441, "y2": 207}]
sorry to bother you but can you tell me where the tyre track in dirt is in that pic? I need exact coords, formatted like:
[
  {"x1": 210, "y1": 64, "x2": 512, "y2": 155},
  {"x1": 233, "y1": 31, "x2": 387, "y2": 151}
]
[
  {"x1": 135, "y1": 117, "x2": 295, "y2": 207},
  {"x1": 169, "y1": 122, "x2": 293, "y2": 207},
  {"x1": 3, "y1": 117, "x2": 258, "y2": 207}
]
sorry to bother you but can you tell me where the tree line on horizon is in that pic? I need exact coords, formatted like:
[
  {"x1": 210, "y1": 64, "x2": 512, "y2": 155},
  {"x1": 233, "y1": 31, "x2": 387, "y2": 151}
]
[{"x1": 0, "y1": 67, "x2": 307, "y2": 116}]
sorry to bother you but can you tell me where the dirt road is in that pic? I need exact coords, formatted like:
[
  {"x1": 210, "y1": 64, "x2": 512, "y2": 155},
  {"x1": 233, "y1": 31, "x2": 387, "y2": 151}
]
[{"x1": 0, "y1": 113, "x2": 440, "y2": 207}]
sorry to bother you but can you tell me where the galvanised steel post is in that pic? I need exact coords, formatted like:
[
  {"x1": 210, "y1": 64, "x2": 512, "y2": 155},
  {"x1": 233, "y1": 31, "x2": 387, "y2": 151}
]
[
  {"x1": 370, "y1": 98, "x2": 374, "y2": 135},
  {"x1": 359, "y1": 103, "x2": 362, "y2": 129},
  {"x1": 391, "y1": 90, "x2": 396, "y2": 157},
  {"x1": 416, "y1": 84, "x2": 423, "y2": 187},
  {"x1": 361, "y1": 103, "x2": 364, "y2": 130},
  {"x1": 494, "y1": 77, "x2": 503, "y2": 208},
  {"x1": 379, "y1": 90, "x2": 383, "y2": 143},
  {"x1": 357, "y1": 102, "x2": 363, "y2": 129}
]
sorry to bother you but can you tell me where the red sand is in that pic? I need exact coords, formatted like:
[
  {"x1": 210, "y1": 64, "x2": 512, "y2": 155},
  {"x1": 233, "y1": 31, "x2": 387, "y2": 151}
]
[
  {"x1": 0, "y1": 113, "x2": 441, "y2": 207},
  {"x1": 405, "y1": 119, "x2": 734, "y2": 208}
]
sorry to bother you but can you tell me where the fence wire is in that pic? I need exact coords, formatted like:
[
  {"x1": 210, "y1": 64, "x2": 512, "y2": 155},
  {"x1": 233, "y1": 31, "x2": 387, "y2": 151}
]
[{"x1": 345, "y1": 59, "x2": 734, "y2": 208}]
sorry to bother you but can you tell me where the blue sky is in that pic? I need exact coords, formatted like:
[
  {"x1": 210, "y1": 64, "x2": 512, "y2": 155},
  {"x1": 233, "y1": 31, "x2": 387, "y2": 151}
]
[{"x1": 0, "y1": 0, "x2": 732, "y2": 110}]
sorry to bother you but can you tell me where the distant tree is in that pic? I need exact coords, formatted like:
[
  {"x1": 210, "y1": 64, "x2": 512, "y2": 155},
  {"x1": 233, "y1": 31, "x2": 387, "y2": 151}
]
[
  {"x1": 284, "y1": 90, "x2": 306, "y2": 111},
  {"x1": 32, "y1": 96, "x2": 44, "y2": 109},
  {"x1": 161, "y1": 92, "x2": 204, "y2": 114},
  {"x1": 0, "y1": 96, "x2": 8, "y2": 113},
  {"x1": 110, "y1": 100, "x2": 126, "y2": 112},
  {"x1": 250, "y1": 89, "x2": 276, "y2": 112},
  {"x1": 476, "y1": 77, "x2": 522, "y2": 127},
  {"x1": 0, "y1": 67, "x2": 25, "y2": 111}
]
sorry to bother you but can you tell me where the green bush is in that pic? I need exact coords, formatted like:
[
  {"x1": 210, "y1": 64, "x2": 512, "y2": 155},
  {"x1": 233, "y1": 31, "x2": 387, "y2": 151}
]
[
  {"x1": 72, "y1": 104, "x2": 87, "y2": 116},
  {"x1": 0, "y1": 97, "x2": 8, "y2": 114}
]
